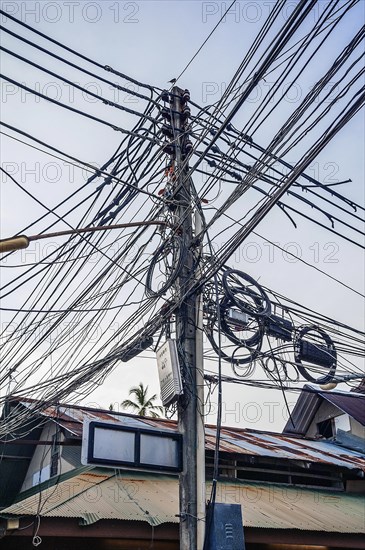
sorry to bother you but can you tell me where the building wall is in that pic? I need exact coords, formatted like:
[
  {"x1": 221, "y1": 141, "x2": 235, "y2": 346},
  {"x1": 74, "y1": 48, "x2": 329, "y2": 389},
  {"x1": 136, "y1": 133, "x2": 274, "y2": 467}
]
[
  {"x1": 306, "y1": 400, "x2": 340, "y2": 438},
  {"x1": 350, "y1": 417, "x2": 365, "y2": 439},
  {"x1": 306, "y1": 400, "x2": 365, "y2": 441},
  {"x1": 21, "y1": 422, "x2": 75, "y2": 492}
]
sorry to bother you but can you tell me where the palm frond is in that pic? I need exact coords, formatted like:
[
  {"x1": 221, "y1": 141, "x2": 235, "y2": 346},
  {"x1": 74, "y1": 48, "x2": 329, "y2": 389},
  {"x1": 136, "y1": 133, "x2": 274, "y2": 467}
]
[{"x1": 120, "y1": 382, "x2": 164, "y2": 418}]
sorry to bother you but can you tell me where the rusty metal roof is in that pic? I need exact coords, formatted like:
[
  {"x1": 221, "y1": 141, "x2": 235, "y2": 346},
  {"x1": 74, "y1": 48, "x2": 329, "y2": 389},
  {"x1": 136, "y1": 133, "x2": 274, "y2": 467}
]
[
  {"x1": 205, "y1": 427, "x2": 365, "y2": 471},
  {"x1": 12, "y1": 399, "x2": 178, "y2": 436},
  {"x1": 2, "y1": 469, "x2": 364, "y2": 533},
  {"x1": 12, "y1": 399, "x2": 365, "y2": 472}
]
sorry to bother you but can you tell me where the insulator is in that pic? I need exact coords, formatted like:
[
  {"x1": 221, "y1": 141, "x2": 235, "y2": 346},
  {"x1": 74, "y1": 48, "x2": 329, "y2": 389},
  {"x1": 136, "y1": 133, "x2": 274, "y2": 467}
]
[
  {"x1": 161, "y1": 89, "x2": 170, "y2": 102},
  {"x1": 184, "y1": 140, "x2": 193, "y2": 154},
  {"x1": 161, "y1": 124, "x2": 173, "y2": 137},
  {"x1": 182, "y1": 106, "x2": 191, "y2": 120},
  {"x1": 183, "y1": 89, "x2": 190, "y2": 102},
  {"x1": 0, "y1": 235, "x2": 29, "y2": 253},
  {"x1": 161, "y1": 107, "x2": 171, "y2": 120},
  {"x1": 163, "y1": 141, "x2": 175, "y2": 155}
]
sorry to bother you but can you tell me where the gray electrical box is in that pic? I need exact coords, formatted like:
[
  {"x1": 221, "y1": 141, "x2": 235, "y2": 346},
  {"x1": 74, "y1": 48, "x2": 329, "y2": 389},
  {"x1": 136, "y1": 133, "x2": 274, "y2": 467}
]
[
  {"x1": 156, "y1": 339, "x2": 183, "y2": 406},
  {"x1": 208, "y1": 503, "x2": 245, "y2": 550}
]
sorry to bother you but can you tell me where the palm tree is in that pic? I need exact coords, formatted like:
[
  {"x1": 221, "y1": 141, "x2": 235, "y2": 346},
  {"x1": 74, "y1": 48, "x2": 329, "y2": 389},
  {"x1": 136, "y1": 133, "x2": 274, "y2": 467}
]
[{"x1": 121, "y1": 383, "x2": 164, "y2": 418}]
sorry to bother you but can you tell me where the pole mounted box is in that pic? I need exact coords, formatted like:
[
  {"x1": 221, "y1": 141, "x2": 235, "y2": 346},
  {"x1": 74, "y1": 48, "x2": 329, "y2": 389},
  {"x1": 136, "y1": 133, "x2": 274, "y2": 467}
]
[
  {"x1": 298, "y1": 340, "x2": 335, "y2": 367},
  {"x1": 208, "y1": 503, "x2": 246, "y2": 549},
  {"x1": 156, "y1": 339, "x2": 183, "y2": 406},
  {"x1": 226, "y1": 308, "x2": 249, "y2": 327},
  {"x1": 265, "y1": 314, "x2": 293, "y2": 341}
]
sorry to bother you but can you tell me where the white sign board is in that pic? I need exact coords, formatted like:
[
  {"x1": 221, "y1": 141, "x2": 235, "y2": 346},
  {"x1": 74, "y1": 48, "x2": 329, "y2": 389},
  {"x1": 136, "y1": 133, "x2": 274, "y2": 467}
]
[{"x1": 82, "y1": 419, "x2": 182, "y2": 472}]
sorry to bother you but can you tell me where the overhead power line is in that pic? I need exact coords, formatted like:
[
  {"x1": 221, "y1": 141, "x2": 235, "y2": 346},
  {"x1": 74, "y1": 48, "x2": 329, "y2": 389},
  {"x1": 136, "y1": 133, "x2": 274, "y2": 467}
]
[
  {"x1": 0, "y1": 74, "x2": 159, "y2": 139},
  {"x1": 174, "y1": 0, "x2": 237, "y2": 85},
  {"x1": 0, "y1": 7, "x2": 158, "y2": 91}
]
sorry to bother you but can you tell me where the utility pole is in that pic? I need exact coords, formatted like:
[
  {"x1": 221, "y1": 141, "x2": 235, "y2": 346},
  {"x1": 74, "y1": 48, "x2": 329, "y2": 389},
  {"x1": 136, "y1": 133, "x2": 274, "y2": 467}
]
[
  {"x1": 168, "y1": 85, "x2": 202, "y2": 549},
  {"x1": 195, "y1": 208, "x2": 206, "y2": 549}
]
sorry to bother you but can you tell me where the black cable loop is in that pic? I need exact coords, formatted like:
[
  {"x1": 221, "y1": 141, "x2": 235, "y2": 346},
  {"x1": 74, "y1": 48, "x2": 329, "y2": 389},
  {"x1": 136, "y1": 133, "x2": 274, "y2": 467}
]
[
  {"x1": 219, "y1": 293, "x2": 264, "y2": 348},
  {"x1": 222, "y1": 269, "x2": 272, "y2": 318},
  {"x1": 205, "y1": 317, "x2": 263, "y2": 366},
  {"x1": 293, "y1": 325, "x2": 337, "y2": 384},
  {"x1": 231, "y1": 353, "x2": 256, "y2": 378},
  {"x1": 145, "y1": 234, "x2": 187, "y2": 298}
]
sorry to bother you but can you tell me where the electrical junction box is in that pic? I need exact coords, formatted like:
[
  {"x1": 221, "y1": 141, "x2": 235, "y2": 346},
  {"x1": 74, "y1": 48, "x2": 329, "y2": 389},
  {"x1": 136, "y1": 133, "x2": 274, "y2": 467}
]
[
  {"x1": 299, "y1": 340, "x2": 335, "y2": 367},
  {"x1": 266, "y1": 315, "x2": 293, "y2": 341},
  {"x1": 156, "y1": 339, "x2": 183, "y2": 406},
  {"x1": 208, "y1": 503, "x2": 245, "y2": 550},
  {"x1": 227, "y1": 308, "x2": 249, "y2": 327}
]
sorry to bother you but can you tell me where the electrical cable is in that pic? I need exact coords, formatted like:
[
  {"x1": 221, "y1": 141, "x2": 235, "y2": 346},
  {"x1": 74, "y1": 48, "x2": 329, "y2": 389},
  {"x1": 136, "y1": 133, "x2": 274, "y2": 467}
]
[
  {"x1": 0, "y1": 74, "x2": 158, "y2": 140},
  {"x1": 0, "y1": 8, "x2": 158, "y2": 91},
  {"x1": 174, "y1": 0, "x2": 237, "y2": 85},
  {"x1": 0, "y1": 24, "x2": 158, "y2": 104},
  {"x1": 0, "y1": 46, "x2": 158, "y2": 122}
]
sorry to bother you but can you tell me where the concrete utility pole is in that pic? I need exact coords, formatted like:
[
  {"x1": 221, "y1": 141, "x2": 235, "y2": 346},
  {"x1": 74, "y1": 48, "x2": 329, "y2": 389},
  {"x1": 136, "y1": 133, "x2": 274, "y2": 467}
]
[
  {"x1": 195, "y1": 209, "x2": 206, "y2": 549},
  {"x1": 169, "y1": 86, "x2": 203, "y2": 549}
]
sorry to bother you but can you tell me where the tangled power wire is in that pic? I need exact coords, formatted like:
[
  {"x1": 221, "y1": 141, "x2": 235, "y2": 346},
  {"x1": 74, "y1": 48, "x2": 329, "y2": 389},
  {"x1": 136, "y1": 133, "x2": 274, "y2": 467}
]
[
  {"x1": 204, "y1": 267, "x2": 340, "y2": 386},
  {"x1": 0, "y1": 0, "x2": 364, "y2": 440}
]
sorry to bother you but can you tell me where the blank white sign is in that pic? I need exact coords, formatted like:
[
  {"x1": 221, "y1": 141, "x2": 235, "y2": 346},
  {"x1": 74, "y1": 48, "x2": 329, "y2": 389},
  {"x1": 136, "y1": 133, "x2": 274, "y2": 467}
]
[
  {"x1": 93, "y1": 427, "x2": 135, "y2": 463},
  {"x1": 140, "y1": 433, "x2": 178, "y2": 468}
]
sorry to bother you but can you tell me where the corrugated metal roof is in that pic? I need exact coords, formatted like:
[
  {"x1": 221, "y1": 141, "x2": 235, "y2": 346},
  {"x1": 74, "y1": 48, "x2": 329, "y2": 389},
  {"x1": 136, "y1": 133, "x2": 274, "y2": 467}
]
[
  {"x1": 11, "y1": 399, "x2": 365, "y2": 472},
  {"x1": 205, "y1": 427, "x2": 365, "y2": 471},
  {"x1": 37, "y1": 402, "x2": 178, "y2": 436},
  {"x1": 2, "y1": 470, "x2": 364, "y2": 533}
]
